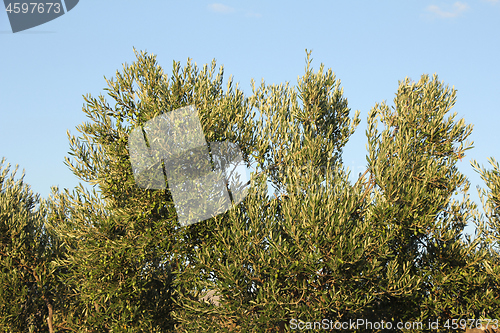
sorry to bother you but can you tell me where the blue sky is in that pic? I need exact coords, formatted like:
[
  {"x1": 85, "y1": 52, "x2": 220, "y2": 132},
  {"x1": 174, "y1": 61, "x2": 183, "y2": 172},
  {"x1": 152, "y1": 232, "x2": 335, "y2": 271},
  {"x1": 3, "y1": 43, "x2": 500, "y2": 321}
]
[{"x1": 1, "y1": 1, "x2": 499, "y2": 236}]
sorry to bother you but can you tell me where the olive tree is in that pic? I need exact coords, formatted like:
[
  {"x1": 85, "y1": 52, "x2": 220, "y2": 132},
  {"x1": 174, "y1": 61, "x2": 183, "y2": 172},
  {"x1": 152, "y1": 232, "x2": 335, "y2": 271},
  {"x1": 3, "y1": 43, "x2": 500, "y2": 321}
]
[
  {"x1": 0, "y1": 159, "x2": 67, "y2": 333},
  {"x1": 39, "y1": 49, "x2": 500, "y2": 332}
]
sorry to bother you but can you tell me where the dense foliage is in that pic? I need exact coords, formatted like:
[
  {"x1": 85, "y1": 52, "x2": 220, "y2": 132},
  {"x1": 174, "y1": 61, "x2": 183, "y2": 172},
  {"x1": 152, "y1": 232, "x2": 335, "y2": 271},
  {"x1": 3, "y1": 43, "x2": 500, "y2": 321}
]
[{"x1": 1, "y1": 50, "x2": 499, "y2": 332}]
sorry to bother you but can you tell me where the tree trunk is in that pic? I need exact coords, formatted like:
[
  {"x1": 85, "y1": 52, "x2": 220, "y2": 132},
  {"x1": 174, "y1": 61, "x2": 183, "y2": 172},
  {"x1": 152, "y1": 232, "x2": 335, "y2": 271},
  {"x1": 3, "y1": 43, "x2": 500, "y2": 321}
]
[{"x1": 45, "y1": 300, "x2": 54, "y2": 333}]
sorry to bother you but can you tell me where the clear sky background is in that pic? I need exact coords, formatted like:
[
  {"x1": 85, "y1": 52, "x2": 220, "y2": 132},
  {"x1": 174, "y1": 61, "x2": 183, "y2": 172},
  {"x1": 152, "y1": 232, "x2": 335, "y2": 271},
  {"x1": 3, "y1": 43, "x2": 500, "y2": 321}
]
[{"x1": 1, "y1": 1, "x2": 499, "y2": 237}]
